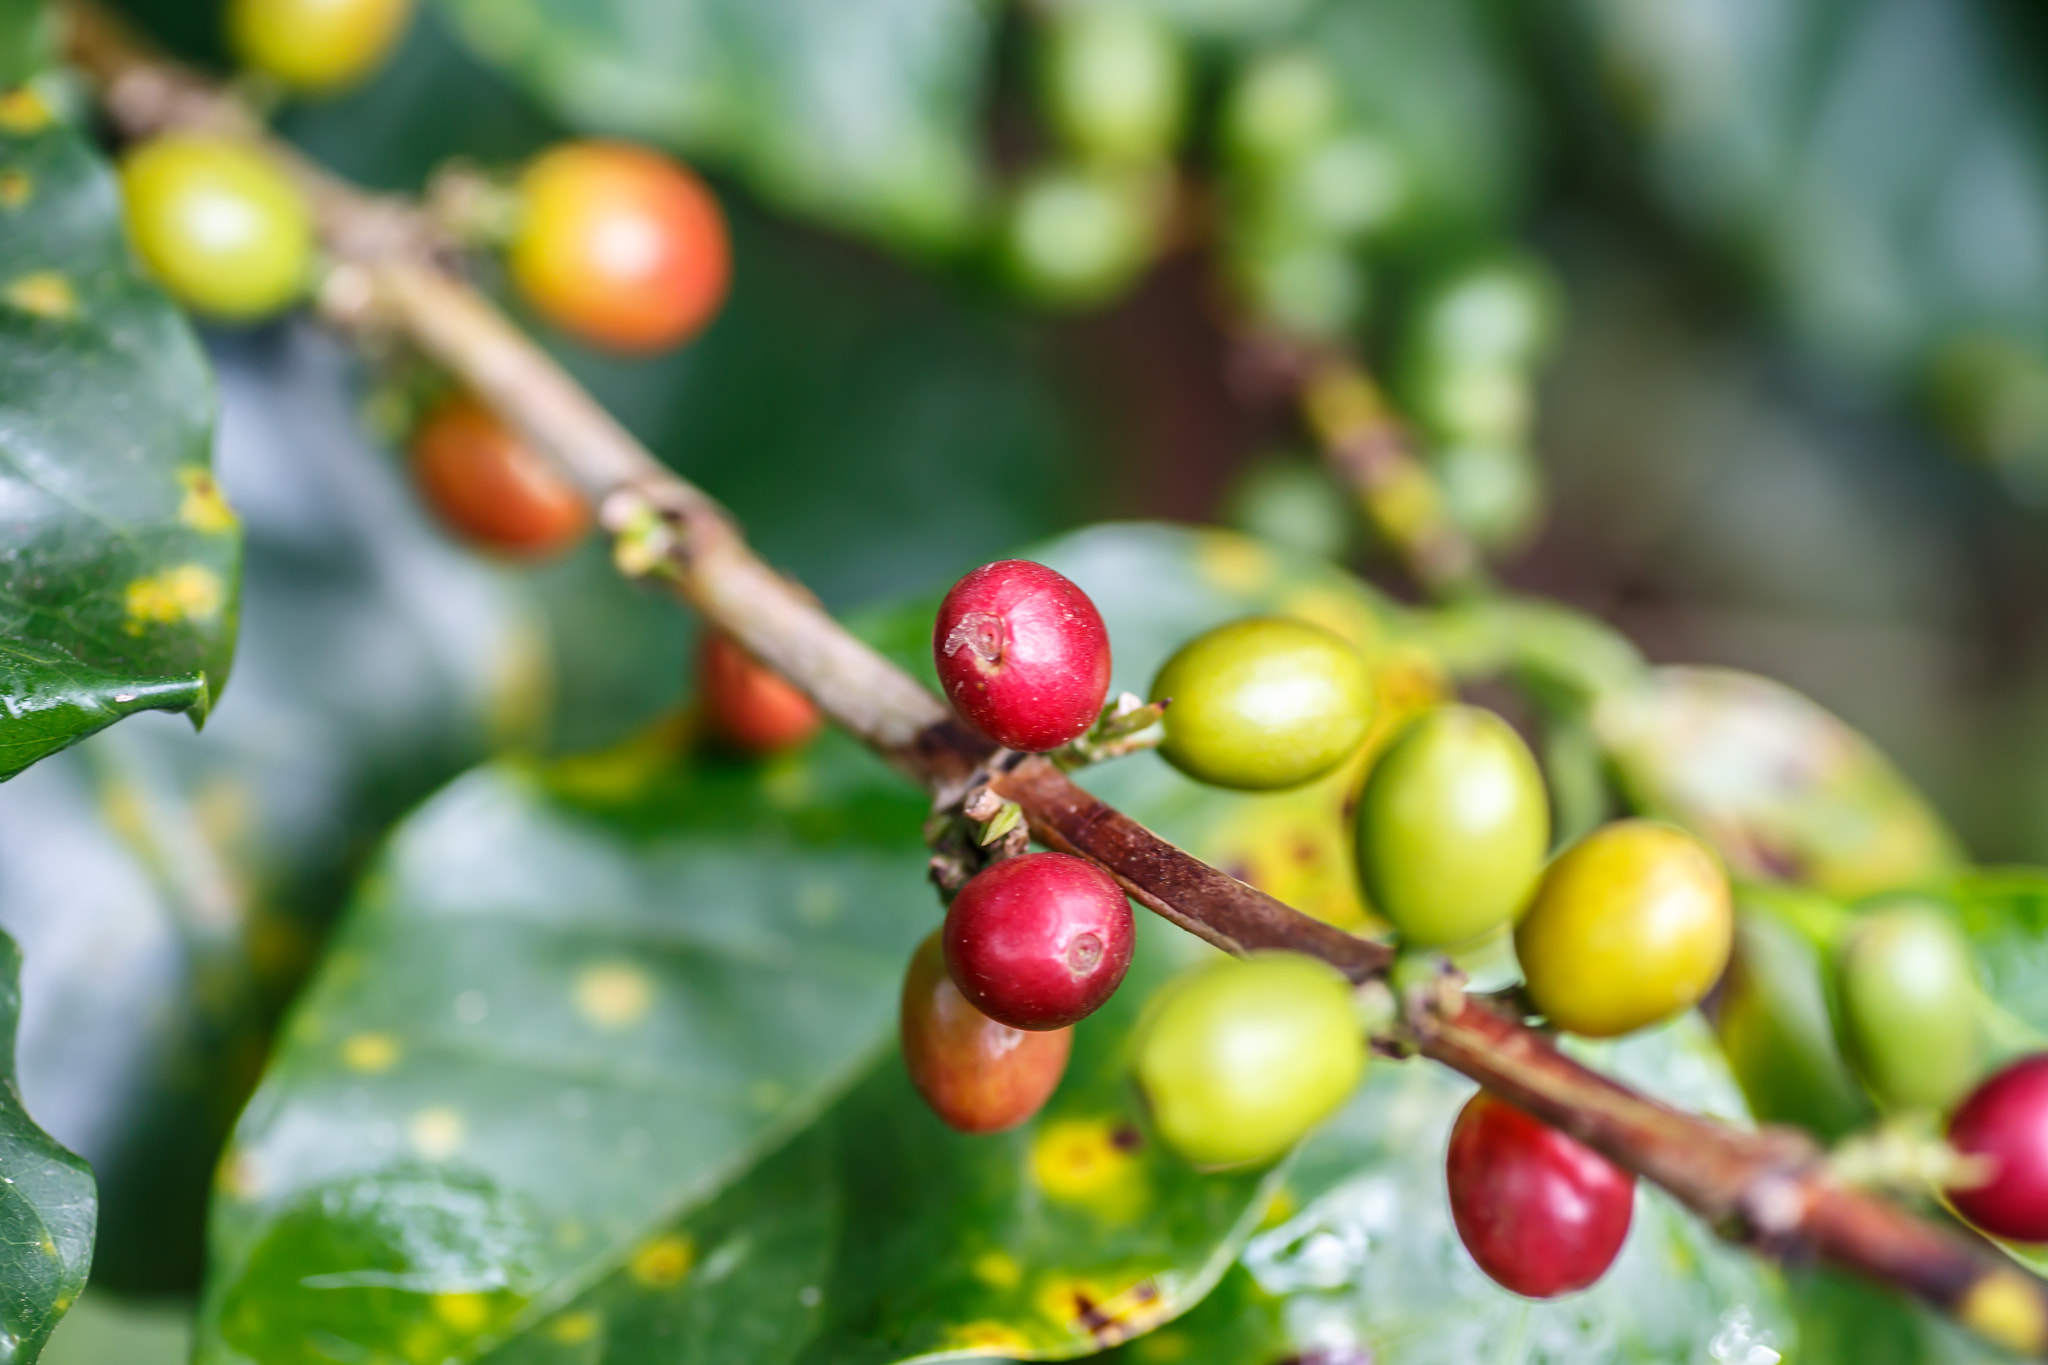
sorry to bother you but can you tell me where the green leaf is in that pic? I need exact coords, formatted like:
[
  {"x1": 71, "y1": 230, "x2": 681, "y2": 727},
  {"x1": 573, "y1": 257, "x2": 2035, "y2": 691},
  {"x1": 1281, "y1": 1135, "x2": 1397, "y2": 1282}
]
[
  {"x1": 193, "y1": 736, "x2": 938, "y2": 1365},
  {"x1": 1597, "y1": 666, "x2": 1962, "y2": 899},
  {"x1": 428, "y1": 0, "x2": 993, "y2": 251},
  {"x1": 0, "y1": 108, "x2": 238, "y2": 781},
  {"x1": 0, "y1": 927, "x2": 96, "y2": 1364},
  {"x1": 0, "y1": 328, "x2": 541, "y2": 1295},
  {"x1": 0, "y1": 0, "x2": 49, "y2": 87}
]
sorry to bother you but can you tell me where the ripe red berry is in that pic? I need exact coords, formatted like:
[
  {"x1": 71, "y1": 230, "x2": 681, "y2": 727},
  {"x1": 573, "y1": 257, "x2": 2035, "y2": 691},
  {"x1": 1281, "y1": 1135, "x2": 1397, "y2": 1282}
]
[
  {"x1": 901, "y1": 931, "x2": 1071, "y2": 1133},
  {"x1": 699, "y1": 633, "x2": 821, "y2": 756},
  {"x1": 1948, "y1": 1054, "x2": 2048, "y2": 1241},
  {"x1": 1446, "y1": 1091, "x2": 1635, "y2": 1298},
  {"x1": 509, "y1": 141, "x2": 730, "y2": 354},
  {"x1": 409, "y1": 396, "x2": 589, "y2": 557},
  {"x1": 933, "y1": 560, "x2": 1111, "y2": 752},
  {"x1": 943, "y1": 851, "x2": 1134, "y2": 1031}
]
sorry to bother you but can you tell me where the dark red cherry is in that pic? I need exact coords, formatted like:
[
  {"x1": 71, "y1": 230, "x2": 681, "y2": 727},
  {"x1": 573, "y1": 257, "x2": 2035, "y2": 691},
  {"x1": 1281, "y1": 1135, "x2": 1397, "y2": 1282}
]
[
  {"x1": 901, "y1": 932, "x2": 1071, "y2": 1134},
  {"x1": 933, "y1": 560, "x2": 1112, "y2": 752},
  {"x1": 943, "y1": 851, "x2": 1134, "y2": 1030},
  {"x1": 1446, "y1": 1091, "x2": 1635, "y2": 1297},
  {"x1": 1948, "y1": 1054, "x2": 2048, "y2": 1242}
]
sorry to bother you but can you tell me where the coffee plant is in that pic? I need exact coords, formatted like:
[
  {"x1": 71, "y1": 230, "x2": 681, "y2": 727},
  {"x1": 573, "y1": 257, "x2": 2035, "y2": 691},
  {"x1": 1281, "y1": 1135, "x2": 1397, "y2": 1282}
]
[{"x1": 7, "y1": 1, "x2": 2048, "y2": 1364}]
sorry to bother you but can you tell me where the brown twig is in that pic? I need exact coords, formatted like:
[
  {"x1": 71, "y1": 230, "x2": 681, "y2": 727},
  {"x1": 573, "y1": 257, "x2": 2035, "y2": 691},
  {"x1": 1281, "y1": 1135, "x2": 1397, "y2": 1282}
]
[{"x1": 56, "y1": 6, "x2": 2048, "y2": 1355}]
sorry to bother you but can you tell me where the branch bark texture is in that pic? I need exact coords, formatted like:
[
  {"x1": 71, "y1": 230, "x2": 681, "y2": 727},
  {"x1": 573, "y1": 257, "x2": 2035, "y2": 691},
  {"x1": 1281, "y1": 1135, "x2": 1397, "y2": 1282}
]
[{"x1": 57, "y1": 7, "x2": 2048, "y2": 1355}]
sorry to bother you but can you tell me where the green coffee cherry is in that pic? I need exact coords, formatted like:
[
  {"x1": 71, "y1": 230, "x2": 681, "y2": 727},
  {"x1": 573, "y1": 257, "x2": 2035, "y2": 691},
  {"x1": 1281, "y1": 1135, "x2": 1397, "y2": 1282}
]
[
  {"x1": 1222, "y1": 50, "x2": 1342, "y2": 170},
  {"x1": 120, "y1": 134, "x2": 313, "y2": 322},
  {"x1": 1228, "y1": 235, "x2": 1368, "y2": 340},
  {"x1": 1436, "y1": 442, "x2": 1544, "y2": 551},
  {"x1": 1409, "y1": 358, "x2": 1532, "y2": 446},
  {"x1": 1415, "y1": 255, "x2": 1562, "y2": 371},
  {"x1": 1836, "y1": 899, "x2": 1984, "y2": 1113},
  {"x1": 1038, "y1": 3, "x2": 1187, "y2": 166},
  {"x1": 1355, "y1": 706, "x2": 1550, "y2": 948},
  {"x1": 1715, "y1": 897, "x2": 1872, "y2": 1141},
  {"x1": 1133, "y1": 951, "x2": 1366, "y2": 1167},
  {"x1": 1002, "y1": 164, "x2": 1158, "y2": 308},
  {"x1": 1151, "y1": 617, "x2": 1374, "y2": 791},
  {"x1": 1223, "y1": 454, "x2": 1355, "y2": 563},
  {"x1": 1267, "y1": 131, "x2": 1406, "y2": 243}
]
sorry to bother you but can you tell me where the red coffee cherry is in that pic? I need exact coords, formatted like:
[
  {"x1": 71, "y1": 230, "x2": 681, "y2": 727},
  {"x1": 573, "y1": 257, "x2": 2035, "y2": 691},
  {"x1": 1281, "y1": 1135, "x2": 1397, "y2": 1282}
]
[
  {"x1": 1446, "y1": 1091, "x2": 1635, "y2": 1298},
  {"x1": 509, "y1": 140, "x2": 730, "y2": 354},
  {"x1": 699, "y1": 633, "x2": 821, "y2": 756},
  {"x1": 933, "y1": 560, "x2": 1111, "y2": 752},
  {"x1": 409, "y1": 396, "x2": 589, "y2": 557},
  {"x1": 943, "y1": 851, "x2": 1134, "y2": 1031},
  {"x1": 901, "y1": 931, "x2": 1071, "y2": 1133},
  {"x1": 1948, "y1": 1054, "x2": 2048, "y2": 1242}
]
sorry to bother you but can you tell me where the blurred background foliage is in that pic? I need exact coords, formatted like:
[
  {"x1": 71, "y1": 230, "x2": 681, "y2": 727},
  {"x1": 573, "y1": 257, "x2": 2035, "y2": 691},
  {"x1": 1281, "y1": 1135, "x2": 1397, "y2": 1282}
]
[{"x1": 13, "y1": 0, "x2": 2048, "y2": 1359}]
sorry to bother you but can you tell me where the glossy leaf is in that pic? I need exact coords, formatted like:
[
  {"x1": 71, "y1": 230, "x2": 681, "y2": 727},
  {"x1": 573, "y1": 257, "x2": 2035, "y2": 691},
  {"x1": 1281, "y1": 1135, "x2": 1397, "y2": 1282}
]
[
  {"x1": 1597, "y1": 666, "x2": 1962, "y2": 898},
  {"x1": 428, "y1": 0, "x2": 991, "y2": 250},
  {"x1": 0, "y1": 327, "x2": 538, "y2": 1294},
  {"x1": 0, "y1": 105, "x2": 238, "y2": 780},
  {"x1": 0, "y1": 928, "x2": 96, "y2": 1364},
  {"x1": 1225, "y1": 1019, "x2": 1787, "y2": 1365}
]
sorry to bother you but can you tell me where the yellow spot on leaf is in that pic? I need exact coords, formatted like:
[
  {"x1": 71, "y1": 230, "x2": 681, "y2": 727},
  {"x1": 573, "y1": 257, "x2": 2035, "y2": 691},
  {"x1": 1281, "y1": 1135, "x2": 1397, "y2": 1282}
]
[
  {"x1": 400, "y1": 1321, "x2": 444, "y2": 1363},
  {"x1": 1036, "y1": 1275, "x2": 1170, "y2": 1348},
  {"x1": 0, "y1": 89, "x2": 51, "y2": 132},
  {"x1": 342, "y1": 1032, "x2": 400, "y2": 1073},
  {"x1": 1195, "y1": 535, "x2": 1275, "y2": 596},
  {"x1": 574, "y1": 962, "x2": 653, "y2": 1029},
  {"x1": 629, "y1": 1234, "x2": 694, "y2": 1288},
  {"x1": 749, "y1": 1078, "x2": 788, "y2": 1112},
  {"x1": 178, "y1": 469, "x2": 239, "y2": 534},
  {"x1": 971, "y1": 1250, "x2": 1021, "y2": 1290},
  {"x1": 408, "y1": 1107, "x2": 465, "y2": 1160},
  {"x1": 1961, "y1": 1270, "x2": 2048, "y2": 1356},
  {"x1": 6, "y1": 271, "x2": 75, "y2": 319},
  {"x1": 555, "y1": 1221, "x2": 587, "y2": 1250},
  {"x1": 548, "y1": 1312, "x2": 599, "y2": 1345},
  {"x1": 0, "y1": 170, "x2": 27, "y2": 206},
  {"x1": 124, "y1": 564, "x2": 226, "y2": 634},
  {"x1": 945, "y1": 1323, "x2": 1032, "y2": 1353},
  {"x1": 1030, "y1": 1119, "x2": 1140, "y2": 1210},
  {"x1": 431, "y1": 1292, "x2": 490, "y2": 1333}
]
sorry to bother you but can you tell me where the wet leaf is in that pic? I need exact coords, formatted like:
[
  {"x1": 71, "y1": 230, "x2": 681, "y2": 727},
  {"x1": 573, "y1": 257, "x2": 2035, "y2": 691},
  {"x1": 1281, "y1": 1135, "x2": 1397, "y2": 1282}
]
[
  {"x1": 1224, "y1": 1019, "x2": 1789, "y2": 1365},
  {"x1": 0, "y1": 928, "x2": 96, "y2": 1364},
  {"x1": 0, "y1": 327, "x2": 538, "y2": 1294},
  {"x1": 1597, "y1": 666, "x2": 1962, "y2": 898},
  {"x1": 0, "y1": 107, "x2": 238, "y2": 780},
  {"x1": 428, "y1": 0, "x2": 992, "y2": 251}
]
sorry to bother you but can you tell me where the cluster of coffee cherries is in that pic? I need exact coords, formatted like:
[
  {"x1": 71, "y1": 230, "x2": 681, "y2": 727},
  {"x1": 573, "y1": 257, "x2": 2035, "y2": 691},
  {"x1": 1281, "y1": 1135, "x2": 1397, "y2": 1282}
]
[
  {"x1": 1819, "y1": 900, "x2": 2048, "y2": 1250},
  {"x1": 908, "y1": 558, "x2": 1758, "y2": 1301},
  {"x1": 114, "y1": 0, "x2": 731, "y2": 562}
]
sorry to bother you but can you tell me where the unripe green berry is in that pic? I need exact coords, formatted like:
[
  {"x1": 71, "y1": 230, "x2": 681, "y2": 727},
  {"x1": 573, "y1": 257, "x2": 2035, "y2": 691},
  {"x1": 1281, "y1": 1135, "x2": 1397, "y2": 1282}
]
[
  {"x1": 1222, "y1": 50, "x2": 1341, "y2": 169},
  {"x1": 119, "y1": 134, "x2": 313, "y2": 322},
  {"x1": 1002, "y1": 164, "x2": 1159, "y2": 308},
  {"x1": 1038, "y1": 3, "x2": 1187, "y2": 166},
  {"x1": 1228, "y1": 235, "x2": 1368, "y2": 340},
  {"x1": 1416, "y1": 256, "x2": 1562, "y2": 371},
  {"x1": 228, "y1": 0, "x2": 415, "y2": 94},
  {"x1": 1436, "y1": 442, "x2": 1544, "y2": 551},
  {"x1": 1356, "y1": 705, "x2": 1550, "y2": 948},
  {"x1": 1150, "y1": 617, "x2": 1374, "y2": 791},
  {"x1": 1133, "y1": 952, "x2": 1365, "y2": 1168},
  {"x1": 1836, "y1": 899, "x2": 1983, "y2": 1113}
]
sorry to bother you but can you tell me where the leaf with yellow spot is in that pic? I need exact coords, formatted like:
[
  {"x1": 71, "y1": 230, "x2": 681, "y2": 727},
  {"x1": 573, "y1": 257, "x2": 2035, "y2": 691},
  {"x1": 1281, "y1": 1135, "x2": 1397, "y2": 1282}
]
[
  {"x1": 0, "y1": 930, "x2": 96, "y2": 1360},
  {"x1": 0, "y1": 115, "x2": 238, "y2": 779}
]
